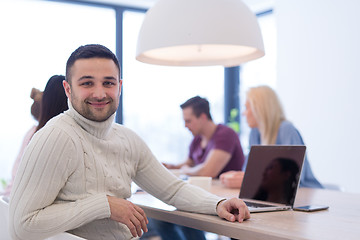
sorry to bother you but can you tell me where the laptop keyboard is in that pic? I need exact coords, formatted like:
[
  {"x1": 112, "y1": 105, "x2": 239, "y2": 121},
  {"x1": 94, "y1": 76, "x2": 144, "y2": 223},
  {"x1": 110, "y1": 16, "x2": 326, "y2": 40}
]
[{"x1": 244, "y1": 201, "x2": 276, "y2": 208}]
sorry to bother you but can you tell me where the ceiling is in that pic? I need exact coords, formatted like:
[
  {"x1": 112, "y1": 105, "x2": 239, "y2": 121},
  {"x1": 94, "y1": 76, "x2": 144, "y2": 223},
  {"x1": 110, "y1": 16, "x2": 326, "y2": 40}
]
[{"x1": 76, "y1": 0, "x2": 273, "y2": 12}]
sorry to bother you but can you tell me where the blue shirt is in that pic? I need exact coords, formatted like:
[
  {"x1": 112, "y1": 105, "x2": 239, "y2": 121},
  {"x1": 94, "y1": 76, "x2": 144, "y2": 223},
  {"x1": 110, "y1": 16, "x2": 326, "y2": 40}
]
[{"x1": 249, "y1": 120, "x2": 323, "y2": 188}]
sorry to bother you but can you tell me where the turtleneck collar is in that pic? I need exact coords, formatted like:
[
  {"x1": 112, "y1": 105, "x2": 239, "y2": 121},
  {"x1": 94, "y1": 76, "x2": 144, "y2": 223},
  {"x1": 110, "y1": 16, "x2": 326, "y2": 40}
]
[{"x1": 65, "y1": 99, "x2": 115, "y2": 139}]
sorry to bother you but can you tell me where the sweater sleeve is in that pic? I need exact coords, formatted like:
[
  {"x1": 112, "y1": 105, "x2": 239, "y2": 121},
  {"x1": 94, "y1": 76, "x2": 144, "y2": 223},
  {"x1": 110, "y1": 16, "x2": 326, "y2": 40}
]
[
  {"x1": 9, "y1": 126, "x2": 110, "y2": 240},
  {"x1": 132, "y1": 136, "x2": 223, "y2": 215}
]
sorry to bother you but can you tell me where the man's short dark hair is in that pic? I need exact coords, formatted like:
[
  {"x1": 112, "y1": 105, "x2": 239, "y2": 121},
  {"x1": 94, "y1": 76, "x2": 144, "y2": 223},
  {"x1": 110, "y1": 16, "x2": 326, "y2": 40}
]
[
  {"x1": 65, "y1": 44, "x2": 120, "y2": 84},
  {"x1": 180, "y1": 96, "x2": 212, "y2": 120}
]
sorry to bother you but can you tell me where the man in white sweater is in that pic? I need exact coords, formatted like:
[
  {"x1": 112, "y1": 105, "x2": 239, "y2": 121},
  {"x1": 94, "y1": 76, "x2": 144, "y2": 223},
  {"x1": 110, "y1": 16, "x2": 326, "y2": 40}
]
[{"x1": 9, "y1": 44, "x2": 250, "y2": 240}]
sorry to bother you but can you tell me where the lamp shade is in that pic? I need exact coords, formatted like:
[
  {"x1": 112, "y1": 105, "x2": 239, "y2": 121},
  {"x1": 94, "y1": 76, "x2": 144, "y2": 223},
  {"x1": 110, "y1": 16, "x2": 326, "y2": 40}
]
[{"x1": 136, "y1": 0, "x2": 265, "y2": 67}]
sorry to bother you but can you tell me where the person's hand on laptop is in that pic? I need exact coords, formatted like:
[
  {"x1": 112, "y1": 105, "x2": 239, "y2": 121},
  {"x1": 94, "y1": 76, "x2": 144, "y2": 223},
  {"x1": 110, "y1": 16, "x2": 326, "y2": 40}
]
[{"x1": 216, "y1": 198, "x2": 250, "y2": 222}]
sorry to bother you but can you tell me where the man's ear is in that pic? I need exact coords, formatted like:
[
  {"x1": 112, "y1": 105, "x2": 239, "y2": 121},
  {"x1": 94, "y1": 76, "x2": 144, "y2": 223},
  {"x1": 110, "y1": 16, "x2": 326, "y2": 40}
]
[
  {"x1": 63, "y1": 80, "x2": 71, "y2": 99},
  {"x1": 200, "y1": 112, "x2": 208, "y2": 121},
  {"x1": 119, "y1": 79, "x2": 123, "y2": 94}
]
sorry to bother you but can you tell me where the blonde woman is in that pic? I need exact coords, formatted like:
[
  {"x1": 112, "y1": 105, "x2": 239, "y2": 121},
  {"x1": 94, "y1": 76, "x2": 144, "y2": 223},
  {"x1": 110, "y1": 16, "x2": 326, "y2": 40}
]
[{"x1": 220, "y1": 85, "x2": 323, "y2": 189}]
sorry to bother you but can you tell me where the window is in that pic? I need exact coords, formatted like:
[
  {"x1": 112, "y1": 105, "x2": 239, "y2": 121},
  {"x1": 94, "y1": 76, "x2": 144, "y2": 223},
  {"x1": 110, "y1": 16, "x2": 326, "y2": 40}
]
[
  {"x1": 0, "y1": 1, "x2": 276, "y2": 187},
  {"x1": 240, "y1": 12, "x2": 277, "y2": 153},
  {"x1": 122, "y1": 11, "x2": 224, "y2": 165},
  {"x1": 0, "y1": 0, "x2": 115, "y2": 186}
]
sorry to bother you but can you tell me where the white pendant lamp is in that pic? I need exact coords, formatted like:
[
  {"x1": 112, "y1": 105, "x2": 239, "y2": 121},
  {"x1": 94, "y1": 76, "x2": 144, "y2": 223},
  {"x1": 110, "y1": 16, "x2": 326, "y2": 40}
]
[{"x1": 136, "y1": 0, "x2": 265, "y2": 67}]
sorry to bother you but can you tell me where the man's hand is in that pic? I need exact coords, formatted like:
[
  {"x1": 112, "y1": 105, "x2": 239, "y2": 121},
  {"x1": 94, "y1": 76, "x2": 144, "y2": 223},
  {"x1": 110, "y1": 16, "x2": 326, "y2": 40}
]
[
  {"x1": 107, "y1": 196, "x2": 148, "y2": 237},
  {"x1": 216, "y1": 198, "x2": 250, "y2": 223},
  {"x1": 163, "y1": 162, "x2": 178, "y2": 169},
  {"x1": 219, "y1": 171, "x2": 245, "y2": 188},
  {"x1": 180, "y1": 164, "x2": 192, "y2": 173}
]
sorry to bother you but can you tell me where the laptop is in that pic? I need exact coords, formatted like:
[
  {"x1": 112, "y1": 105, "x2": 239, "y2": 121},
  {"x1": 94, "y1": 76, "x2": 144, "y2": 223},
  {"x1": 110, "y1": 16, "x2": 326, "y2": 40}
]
[{"x1": 239, "y1": 145, "x2": 306, "y2": 213}]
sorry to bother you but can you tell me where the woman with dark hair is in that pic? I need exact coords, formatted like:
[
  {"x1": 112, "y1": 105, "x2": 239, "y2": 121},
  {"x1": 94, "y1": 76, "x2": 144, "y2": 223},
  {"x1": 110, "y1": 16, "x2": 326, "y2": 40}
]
[
  {"x1": 2, "y1": 75, "x2": 68, "y2": 197},
  {"x1": 36, "y1": 75, "x2": 68, "y2": 131}
]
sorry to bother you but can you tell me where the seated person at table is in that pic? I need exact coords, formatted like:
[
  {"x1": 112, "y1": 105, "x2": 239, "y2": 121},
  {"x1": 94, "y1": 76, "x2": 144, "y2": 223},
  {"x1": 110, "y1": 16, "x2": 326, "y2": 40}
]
[
  {"x1": 164, "y1": 95, "x2": 245, "y2": 177},
  {"x1": 1, "y1": 88, "x2": 42, "y2": 197},
  {"x1": 2, "y1": 75, "x2": 68, "y2": 197},
  {"x1": 152, "y1": 96, "x2": 245, "y2": 240},
  {"x1": 220, "y1": 85, "x2": 323, "y2": 189},
  {"x1": 9, "y1": 44, "x2": 250, "y2": 240}
]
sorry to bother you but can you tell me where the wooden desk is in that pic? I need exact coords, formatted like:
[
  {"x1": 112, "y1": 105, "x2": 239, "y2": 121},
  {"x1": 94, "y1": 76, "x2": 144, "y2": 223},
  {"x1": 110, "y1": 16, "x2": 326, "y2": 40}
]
[{"x1": 129, "y1": 181, "x2": 360, "y2": 240}]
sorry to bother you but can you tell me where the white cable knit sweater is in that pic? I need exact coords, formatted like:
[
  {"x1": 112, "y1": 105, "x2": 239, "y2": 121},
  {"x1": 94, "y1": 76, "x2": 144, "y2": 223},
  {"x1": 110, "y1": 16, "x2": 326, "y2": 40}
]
[{"x1": 9, "y1": 102, "x2": 223, "y2": 240}]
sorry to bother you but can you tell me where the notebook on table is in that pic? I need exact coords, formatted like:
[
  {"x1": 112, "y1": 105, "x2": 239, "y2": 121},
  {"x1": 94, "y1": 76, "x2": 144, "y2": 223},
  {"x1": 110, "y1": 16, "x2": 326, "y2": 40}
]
[{"x1": 239, "y1": 145, "x2": 306, "y2": 213}]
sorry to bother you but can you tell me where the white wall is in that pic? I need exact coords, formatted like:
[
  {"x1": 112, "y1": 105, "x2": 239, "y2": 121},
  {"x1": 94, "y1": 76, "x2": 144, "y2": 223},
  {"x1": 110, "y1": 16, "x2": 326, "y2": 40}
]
[{"x1": 275, "y1": 0, "x2": 360, "y2": 193}]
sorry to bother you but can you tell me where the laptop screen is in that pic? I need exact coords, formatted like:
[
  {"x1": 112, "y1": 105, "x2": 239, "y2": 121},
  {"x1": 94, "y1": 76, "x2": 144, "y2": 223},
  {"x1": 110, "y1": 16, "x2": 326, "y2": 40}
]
[{"x1": 239, "y1": 145, "x2": 306, "y2": 206}]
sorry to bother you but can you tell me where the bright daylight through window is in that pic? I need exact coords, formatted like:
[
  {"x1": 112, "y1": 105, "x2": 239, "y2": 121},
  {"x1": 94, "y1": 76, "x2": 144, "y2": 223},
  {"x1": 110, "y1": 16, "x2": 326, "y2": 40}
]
[{"x1": 0, "y1": 0, "x2": 115, "y2": 189}]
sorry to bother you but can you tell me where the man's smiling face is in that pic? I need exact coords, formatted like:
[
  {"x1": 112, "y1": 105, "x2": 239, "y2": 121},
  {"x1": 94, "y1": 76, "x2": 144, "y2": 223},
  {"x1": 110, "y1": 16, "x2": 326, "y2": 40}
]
[{"x1": 63, "y1": 57, "x2": 122, "y2": 122}]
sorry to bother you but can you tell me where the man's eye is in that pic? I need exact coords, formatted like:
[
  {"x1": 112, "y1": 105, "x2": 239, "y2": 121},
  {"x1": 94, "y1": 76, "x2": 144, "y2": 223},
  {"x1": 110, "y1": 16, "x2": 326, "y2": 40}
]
[
  {"x1": 81, "y1": 82, "x2": 92, "y2": 86},
  {"x1": 104, "y1": 81, "x2": 116, "y2": 86}
]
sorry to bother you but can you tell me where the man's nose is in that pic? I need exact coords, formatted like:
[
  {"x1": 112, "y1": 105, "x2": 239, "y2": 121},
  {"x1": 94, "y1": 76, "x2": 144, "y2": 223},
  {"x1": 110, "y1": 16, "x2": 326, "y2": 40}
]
[{"x1": 93, "y1": 85, "x2": 106, "y2": 99}]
